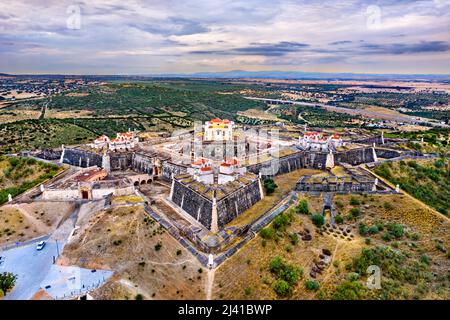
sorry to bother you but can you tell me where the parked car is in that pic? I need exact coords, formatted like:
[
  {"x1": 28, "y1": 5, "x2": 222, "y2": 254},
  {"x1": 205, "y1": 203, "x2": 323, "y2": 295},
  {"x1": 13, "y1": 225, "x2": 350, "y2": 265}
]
[{"x1": 36, "y1": 241, "x2": 46, "y2": 251}]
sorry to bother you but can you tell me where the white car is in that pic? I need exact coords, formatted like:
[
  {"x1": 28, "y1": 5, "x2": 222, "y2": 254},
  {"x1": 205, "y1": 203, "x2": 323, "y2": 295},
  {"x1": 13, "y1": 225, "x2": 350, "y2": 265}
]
[{"x1": 36, "y1": 241, "x2": 46, "y2": 251}]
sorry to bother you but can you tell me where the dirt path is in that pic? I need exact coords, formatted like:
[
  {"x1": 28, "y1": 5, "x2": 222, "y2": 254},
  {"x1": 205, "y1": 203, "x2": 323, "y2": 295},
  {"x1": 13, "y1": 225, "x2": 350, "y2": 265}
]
[
  {"x1": 321, "y1": 241, "x2": 340, "y2": 284},
  {"x1": 119, "y1": 278, "x2": 153, "y2": 299},
  {"x1": 206, "y1": 268, "x2": 215, "y2": 300}
]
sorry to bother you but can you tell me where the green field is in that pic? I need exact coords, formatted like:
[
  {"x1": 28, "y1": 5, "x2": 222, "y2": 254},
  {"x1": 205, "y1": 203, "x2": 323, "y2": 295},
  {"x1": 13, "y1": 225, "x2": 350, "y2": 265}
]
[
  {"x1": 0, "y1": 119, "x2": 97, "y2": 154},
  {"x1": 0, "y1": 156, "x2": 62, "y2": 205}
]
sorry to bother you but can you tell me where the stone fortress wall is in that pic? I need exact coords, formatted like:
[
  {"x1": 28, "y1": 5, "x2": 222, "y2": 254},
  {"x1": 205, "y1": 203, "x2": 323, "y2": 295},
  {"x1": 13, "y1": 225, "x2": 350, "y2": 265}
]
[
  {"x1": 171, "y1": 179, "x2": 213, "y2": 229},
  {"x1": 216, "y1": 179, "x2": 262, "y2": 229},
  {"x1": 61, "y1": 148, "x2": 103, "y2": 168},
  {"x1": 170, "y1": 176, "x2": 263, "y2": 231},
  {"x1": 161, "y1": 161, "x2": 188, "y2": 181}
]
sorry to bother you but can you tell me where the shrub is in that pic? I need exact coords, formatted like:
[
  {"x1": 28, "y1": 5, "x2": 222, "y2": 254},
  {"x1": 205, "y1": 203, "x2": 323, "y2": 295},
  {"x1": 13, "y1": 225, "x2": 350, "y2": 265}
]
[
  {"x1": 261, "y1": 239, "x2": 267, "y2": 247},
  {"x1": 305, "y1": 280, "x2": 320, "y2": 291},
  {"x1": 420, "y1": 254, "x2": 430, "y2": 265},
  {"x1": 332, "y1": 281, "x2": 364, "y2": 300},
  {"x1": 269, "y1": 257, "x2": 301, "y2": 285},
  {"x1": 244, "y1": 287, "x2": 251, "y2": 296},
  {"x1": 272, "y1": 279, "x2": 290, "y2": 296},
  {"x1": 350, "y1": 197, "x2": 360, "y2": 206},
  {"x1": 381, "y1": 232, "x2": 392, "y2": 241},
  {"x1": 365, "y1": 238, "x2": 371, "y2": 245},
  {"x1": 387, "y1": 224, "x2": 404, "y2": 239},
  {"x1": 359, "y1": 223, "x2": 367, "y2": 236},
  {"x1": 176, "y1": 249, "x2": 182, "y2": 256},
  {"x1": 0, "y1": 272, "x2": 17, "y2": 293},
  {"x1": 335, "y1": 201, "x2": 344, "y2": 209},
  {"x1": 273, "y1": 213, "x2": 291, "y2": 230},
  {"x1": 383, "y1": 202, "x2": 394, "y2": 210},
  {"x1": 347, "y1": 272, "x2": 360, "y2": 281},
  {"x1": 311, "y1": 214, "x2": 324, "y2": 227},
  {"x1": 263, "y1": 179, "x2": 278, "y2": 195},
  {"x1": 289, "y1": 233, "x2": 299, "y2": 245},
  {"x1": 296, "y1": 200, "x2": 309, "y2": 214},
  {"x1": 334, "y1": 215, "x2": 344, "y2": 224},
  {"x1": 154, "y1": 242, "x2": 162, "y2": 251},
  {"x1": 376, "y1": 223, "x2": 385, "y2": 231},
  {"x1": 269, "y1": 257, "x2": 284, "y2": 274},
  {"x1": 349, "y1": 208, "x2": 360, "y2": 217},
  {"x1": 260, "y1": 227, "x2": 275, "y2": 240},
  {"x1": 135, "y1": 294, "x2": 144, "y2": 300},
  {"x1": 368, "y1": 226, "x2": 379, "y2": 235}
]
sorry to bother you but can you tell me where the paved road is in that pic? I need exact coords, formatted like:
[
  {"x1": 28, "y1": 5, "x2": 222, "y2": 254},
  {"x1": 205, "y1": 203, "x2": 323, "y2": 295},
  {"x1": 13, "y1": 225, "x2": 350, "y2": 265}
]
[
  {"x1": 1, "y1": 240, "x2": 59, "y2": 300},
  {"x1": 244, "y1": 96, "x2": 449, "y2": 128},
  {"x1": 1, "y1": 204, "x2": 81, "y2": 299},
  {"x1": 40, "y1": 265, "x2": 113, "y2": 300}
]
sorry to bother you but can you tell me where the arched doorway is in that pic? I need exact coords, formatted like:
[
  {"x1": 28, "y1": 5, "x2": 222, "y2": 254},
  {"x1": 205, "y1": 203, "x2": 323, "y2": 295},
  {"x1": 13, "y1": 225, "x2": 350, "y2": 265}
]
[{"x1": 81, "y1": 190, "x2": 89, "y2": 199}]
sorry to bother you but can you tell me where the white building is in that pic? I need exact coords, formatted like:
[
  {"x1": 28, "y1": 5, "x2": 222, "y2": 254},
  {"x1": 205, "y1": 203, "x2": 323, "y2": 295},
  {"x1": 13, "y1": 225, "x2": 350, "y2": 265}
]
[
  {"x1": 204, "y1": 118, "x2": 234, "y2": 141},
  {"x1": 298, "y1": 132, "x2": 344, "y2": 152},
  {"x1": 109, "y1": 132, "x2": 138, "y2": 151},
  {"x1": 298, "y1": 132, "x2": 328, "y2": 152},
  {"x1": 218, "y1": 158, "x2": 246, "y2": 184},
  {"x1": 90, "y1": 131, "x2": 138, "y2": 151},
  {"x1": 329, "y1": 133, "x2": 344, "y2": 149},
  {"x1": 188, "y1": 158, "x2": 214, "y2": 184},
  {"x1": 187, "y1": 157, "x2": 246, "y2": 185},
  {"x1": 91, "y1": 135, "x2": 110, "y2": 149}
]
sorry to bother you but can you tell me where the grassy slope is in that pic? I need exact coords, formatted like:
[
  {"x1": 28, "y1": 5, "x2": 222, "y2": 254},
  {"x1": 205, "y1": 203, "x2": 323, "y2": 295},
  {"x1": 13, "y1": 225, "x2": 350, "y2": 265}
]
[
  {"x1": 0, "y1": 156, "x2": 62, "y2": 204},
  {"x1": 373, "y1": 158, "x2": 450, "y2": 215},
  {"x1": 214, "y1": 193, "x2": 449, "y2": 300}
]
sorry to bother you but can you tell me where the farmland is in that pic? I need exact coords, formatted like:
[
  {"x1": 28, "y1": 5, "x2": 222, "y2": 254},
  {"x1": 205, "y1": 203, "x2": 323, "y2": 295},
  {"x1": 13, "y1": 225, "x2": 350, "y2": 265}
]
[{"x1": 0, "y1": 156, "x2": 63, "y2": 205}]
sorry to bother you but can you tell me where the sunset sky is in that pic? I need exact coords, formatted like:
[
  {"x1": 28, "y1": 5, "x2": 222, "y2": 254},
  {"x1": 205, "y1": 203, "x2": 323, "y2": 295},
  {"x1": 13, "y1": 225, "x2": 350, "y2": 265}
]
[{"x1": 1, "y1": 0, "x2": 449, "y2": 74}]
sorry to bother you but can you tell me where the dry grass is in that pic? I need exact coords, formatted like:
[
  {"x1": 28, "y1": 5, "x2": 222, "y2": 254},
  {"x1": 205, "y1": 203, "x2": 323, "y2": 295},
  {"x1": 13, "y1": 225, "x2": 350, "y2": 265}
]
[
  {"x1": 226, "y1": 168, "x2": 322, "y2": 228},
  {"x1": 111, "y1": 195, "x2": 144, "y2": 205},
  {"x1": 0, "y1": 109, "x2": 41, "y2": 124},
  {"x1": 62, "y1": 205, "x2": 207, "y2": 300},
  {"x1": 215, "y1": 193, "x2": 449, "y2": 300},
  {"x1": 0, "y1": 202, "x2": 74, "y2": 246},
  {"x1": 44, "y1": 109, "x2": 94, "y2": 119}
]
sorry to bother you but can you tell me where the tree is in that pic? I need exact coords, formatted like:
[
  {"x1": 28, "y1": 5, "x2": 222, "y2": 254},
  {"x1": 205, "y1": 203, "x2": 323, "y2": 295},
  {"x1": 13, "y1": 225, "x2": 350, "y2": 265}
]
[
  {"x1": 135, "y1": 294, "x2": 144, "y2": 300},
  {"x1": 296, "y1": 200, "x2": 309, "y2": 214},
  {"x1": 311, "y1": 214, "x2": 324, "y2": 227},
  {"x1": 260, "y1": 227, "x2": 275, "y2": 240},
  {"x1": 272, "y1": 279, "x2": 290, "y2": 296},
  {"x1": 263, "y1": 179, "x2": 278, "y2": 195},
  {"x1": 350, "y1": 196, "x2": 360, "y2": 206},
  {"x1": 305, "y1": 279, "x2": 320, "y2": 291},
  {"x1": 334, "y1": 215, "x2": 344, "y2": 224},
  {"x1": 269, "y1": 257, "x2": 284, "y2": 274},
  {"x1": 349, "y1": 208, "x2": 361, "y2": 217},
  {"x1": 0, "y1": 272, "x2": 17, "y2": 293}
]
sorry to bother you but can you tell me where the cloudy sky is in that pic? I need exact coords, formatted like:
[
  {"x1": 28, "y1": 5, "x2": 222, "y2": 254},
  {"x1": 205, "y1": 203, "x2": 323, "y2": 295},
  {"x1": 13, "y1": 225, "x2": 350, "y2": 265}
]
[{"x1": 1, "y1": 0, "x2": 449, "y2": 74}]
